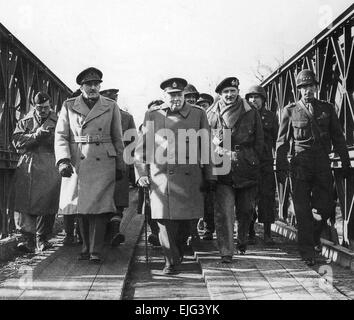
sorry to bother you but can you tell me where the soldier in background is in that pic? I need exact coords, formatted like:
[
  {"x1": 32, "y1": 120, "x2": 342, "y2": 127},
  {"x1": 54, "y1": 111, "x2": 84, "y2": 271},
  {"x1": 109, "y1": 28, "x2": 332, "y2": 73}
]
[
  {"x1": 184, "y1": 83, "x2": 200, "y2": 105},
  {"x1": 100, "y1": 88, "x2": 137, "y2": 246},
  {"x1": 246, "y1": 85, "x2": 278, "y2": 245},
  {"x1": 13, "y1": 92, "x2": 61, "y2": 252},
  {"x1": 196, "y1": 93, "x2": 214, "y2": 110},
  {"x1": 276, "y1": 69, "x2": 351, "y2": 266}
]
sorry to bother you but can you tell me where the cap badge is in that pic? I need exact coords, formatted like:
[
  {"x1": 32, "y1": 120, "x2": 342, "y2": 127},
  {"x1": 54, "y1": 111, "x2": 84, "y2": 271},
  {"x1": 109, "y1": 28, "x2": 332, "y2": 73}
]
[
  {"x1": 231, "y1": 80, "x2": 237, "y2": 86},
  {"x1": 172, "y1": 82, "x2": 177, "y2": 88}
]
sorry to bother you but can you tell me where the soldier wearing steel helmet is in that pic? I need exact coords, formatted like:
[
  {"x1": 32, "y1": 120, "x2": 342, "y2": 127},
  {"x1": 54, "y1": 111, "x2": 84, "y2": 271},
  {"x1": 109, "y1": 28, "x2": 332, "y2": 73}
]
[
  {"x1": 276, "y1": 69, "x2": 351, "y2": 266},
  {"x1": 183, "y1": 83, "x2": 200, "y2": 105},
  {"x1": 246, "y1": 85, "x2": 278, "y2": 245}
]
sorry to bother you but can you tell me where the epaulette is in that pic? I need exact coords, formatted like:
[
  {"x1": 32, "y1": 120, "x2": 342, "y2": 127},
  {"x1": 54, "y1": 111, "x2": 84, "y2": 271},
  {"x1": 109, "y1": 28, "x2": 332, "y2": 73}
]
[{"x1": 102, "y1": 96, "x2": 115, "y2": 103}]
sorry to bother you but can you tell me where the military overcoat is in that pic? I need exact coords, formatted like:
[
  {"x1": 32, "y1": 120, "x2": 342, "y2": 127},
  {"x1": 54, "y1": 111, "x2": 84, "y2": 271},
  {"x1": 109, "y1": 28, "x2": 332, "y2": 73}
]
[
  {"x1": 134, "y1": 102, "x2": 214, "y2": 220},
  {"x1": 55, "y1": 95, "x2": 125, "y2": 215},
  {"x1": 12, "y1": 110, "x2": 61, "y2": 216}
]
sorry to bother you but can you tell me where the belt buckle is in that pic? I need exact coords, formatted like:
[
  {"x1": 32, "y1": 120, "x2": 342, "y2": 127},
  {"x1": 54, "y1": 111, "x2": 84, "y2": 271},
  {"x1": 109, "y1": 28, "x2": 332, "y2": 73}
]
[{"x1": 234, "y1": 145, "x2": 241, "y2": 152}]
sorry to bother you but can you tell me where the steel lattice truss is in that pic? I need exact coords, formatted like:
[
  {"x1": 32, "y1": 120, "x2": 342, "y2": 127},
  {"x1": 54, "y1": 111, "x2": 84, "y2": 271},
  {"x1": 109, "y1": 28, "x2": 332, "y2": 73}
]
[
  {"x1": 262, "y1": 4, "x2": 354, "y2": 246},
  {"x1": 0, "y1": 23, "x2": 72, "y2": 237}
]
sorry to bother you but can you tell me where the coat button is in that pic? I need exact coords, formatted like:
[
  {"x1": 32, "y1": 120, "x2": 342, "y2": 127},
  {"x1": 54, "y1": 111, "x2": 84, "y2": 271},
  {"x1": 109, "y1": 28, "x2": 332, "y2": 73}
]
[
  {"x1": 169, "y1": 170, "x2": 174, "y2": 175},
  {"x1": 96, "y1": 158, "x2": 100, "y2": 161},
  {"x1": 96, "y1": 142, "x2": 100, "y2": 146},
  {"x1": 98, "y1": 128, "x2": 102, "y2": 131},
  {"x1": 80, "y1": 156, "x2": 85, "y2": 160}
]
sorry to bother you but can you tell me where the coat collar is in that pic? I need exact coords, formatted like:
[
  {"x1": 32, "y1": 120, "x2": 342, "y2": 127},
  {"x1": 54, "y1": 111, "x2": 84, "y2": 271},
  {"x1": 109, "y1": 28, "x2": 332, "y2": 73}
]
[
  {"x1": 72, "y1": 95, "x2": 110, "y2": 124},
  {"x1": 22, "y1": 110, "x2": 57, "y2": 123}
]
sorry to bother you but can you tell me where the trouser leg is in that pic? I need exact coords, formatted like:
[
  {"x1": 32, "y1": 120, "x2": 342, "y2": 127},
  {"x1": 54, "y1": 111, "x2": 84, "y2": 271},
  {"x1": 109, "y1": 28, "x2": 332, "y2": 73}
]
[
  {"x1": 214, "y1": 183, "x2": 235, "y2": 257},
  {"x1": 204, "y1": 191, "x2": 215, "y2": 233},
  {"x1": 78, "y1": 215, "x2": 90, "y2": 254},
  {"x1": 64, "y1": 215, "x2": 75, "y2": 237},
  {"x1": 293, "y1": 178, "x2": 315, "y2": 259},
  {"x1": 235, "y1": 186, "x2": 257, "y2": 250},
  {"x1": 157, "y1": 220, "x2": 181, "y2": 266},
  {"x1": 36, "y1": 215, "x2": 55, "y2": 239},
  {"x1": 176, "y1": 220, "x2": 191, "y2": 259},
  {"x1": 89, "y1": 214, "x2": 109, "y2": 255}
]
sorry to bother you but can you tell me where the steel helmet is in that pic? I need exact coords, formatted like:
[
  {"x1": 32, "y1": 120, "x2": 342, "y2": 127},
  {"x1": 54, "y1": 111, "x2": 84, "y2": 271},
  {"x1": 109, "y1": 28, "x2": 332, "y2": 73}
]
[
  {"x1": 296, "y1": 69, "x2": 318, "y2": 88},
  {"x1": 245, "y1": 85, "x2": 267, "y2": 101}
]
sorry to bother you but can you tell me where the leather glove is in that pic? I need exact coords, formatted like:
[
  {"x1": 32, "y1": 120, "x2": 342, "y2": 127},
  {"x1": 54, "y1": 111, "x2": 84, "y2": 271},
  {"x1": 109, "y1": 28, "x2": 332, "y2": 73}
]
[
  {"x1": 34, "y1": 127, "x2": 52, "y2": 140},
  {"x1": 116, "y1": 169, "x2": 124, "y2": 181},
  {"x1": 341, "y1": 166, "x2": 351, "y2": 179},
  {"x1": 58, "y1": 160, "x2": 74, "y2": 178}
]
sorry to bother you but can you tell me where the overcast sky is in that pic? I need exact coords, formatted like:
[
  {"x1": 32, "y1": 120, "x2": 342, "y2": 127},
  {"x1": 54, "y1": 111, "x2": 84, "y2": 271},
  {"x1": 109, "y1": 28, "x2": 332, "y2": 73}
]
[{"x1": 1, "y1": 0, "x2": 353, "y2": 125}]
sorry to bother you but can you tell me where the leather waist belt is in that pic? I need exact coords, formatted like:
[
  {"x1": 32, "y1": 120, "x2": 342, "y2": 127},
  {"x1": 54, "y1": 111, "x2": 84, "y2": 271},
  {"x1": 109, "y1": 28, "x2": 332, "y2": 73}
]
[{"x1": 71, "y1": 135, "x2": 112, "y2": 144}]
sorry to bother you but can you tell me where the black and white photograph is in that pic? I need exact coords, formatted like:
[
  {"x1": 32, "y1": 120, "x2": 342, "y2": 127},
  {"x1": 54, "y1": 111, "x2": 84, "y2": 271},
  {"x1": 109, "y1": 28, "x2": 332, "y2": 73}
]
[{"x1": 0, "y1": 0, "x2": 353, "y2": 307}]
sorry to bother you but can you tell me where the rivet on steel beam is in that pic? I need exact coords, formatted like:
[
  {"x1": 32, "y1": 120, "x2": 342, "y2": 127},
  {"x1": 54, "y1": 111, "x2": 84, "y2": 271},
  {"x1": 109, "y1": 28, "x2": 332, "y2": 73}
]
[{"x1": 312, "y1": 39, "x2": 317, "y2": 46}]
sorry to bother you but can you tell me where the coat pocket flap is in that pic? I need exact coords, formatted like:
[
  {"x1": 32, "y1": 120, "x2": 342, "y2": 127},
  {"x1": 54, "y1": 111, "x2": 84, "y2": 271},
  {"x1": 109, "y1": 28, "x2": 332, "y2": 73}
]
[{"x1": 104, "y1": 143, "x2": 117, "y2": 157}]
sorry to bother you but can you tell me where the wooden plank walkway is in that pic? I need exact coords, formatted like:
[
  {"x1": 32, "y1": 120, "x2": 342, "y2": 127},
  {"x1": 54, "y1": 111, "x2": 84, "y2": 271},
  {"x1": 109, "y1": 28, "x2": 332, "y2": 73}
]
[
  {"x1": 194, "y1": 231, "x2": 352, "y2": 300},
  {"x1": 0, "y1": 189, "x2": 144, "y2": 300}
]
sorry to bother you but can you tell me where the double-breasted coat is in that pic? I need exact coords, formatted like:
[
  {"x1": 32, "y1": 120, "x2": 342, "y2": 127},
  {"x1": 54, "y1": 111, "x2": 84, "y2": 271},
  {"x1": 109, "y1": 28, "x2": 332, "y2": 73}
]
[
  {"x1": 114, "y1": 109, "x2": 137, "y2": 208},
  {"x1": 12, "y1": 110, "x2": 61, "y2": 216},
  {"x1": 55, "y1": 95, "x2": 125, "y2": 215},
  {"x1": 134, "y1": 102, "x2": 214, "y2": 220}
]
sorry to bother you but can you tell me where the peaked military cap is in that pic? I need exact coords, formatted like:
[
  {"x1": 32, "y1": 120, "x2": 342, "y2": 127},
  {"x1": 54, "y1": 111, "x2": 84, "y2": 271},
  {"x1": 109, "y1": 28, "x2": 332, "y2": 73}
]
[
  {"x1": 296, "y1": 69, "x2": 318, "y2": 88},
  {"x1": 197, "y1": 93, "x2": 214, "y2": 106},
  {"x1": 34, "y1": 91, "x2": 51, "y2": 104},
  {"x1": 100, "y1": 88, "x2": 119, "y2": 96},
  {"x1": 76, "y1": 67, "x2": 103, "y2": 85},
  {"x1": 215, "y1": 77, "x2": 240, "y2": 94},
  {"x1": 160, "y1": 77, "x2": 188, "y2": 93}
]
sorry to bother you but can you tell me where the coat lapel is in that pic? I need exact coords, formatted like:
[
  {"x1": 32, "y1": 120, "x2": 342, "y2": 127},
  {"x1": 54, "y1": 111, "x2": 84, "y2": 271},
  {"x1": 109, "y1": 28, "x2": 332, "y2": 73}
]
[
  {"x1": 83, "y1": 96, "x2": 110, "y2": 125},
  {"x1": 71, "y1": 95, "x2": 90, "y2": 118}
]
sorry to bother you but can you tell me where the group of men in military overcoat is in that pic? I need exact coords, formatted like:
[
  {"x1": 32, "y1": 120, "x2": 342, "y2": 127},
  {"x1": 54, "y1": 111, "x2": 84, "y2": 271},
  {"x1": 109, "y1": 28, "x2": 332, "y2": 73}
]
[{"x1": 11, "y1": 66, "x2": 350, "y2": 272}]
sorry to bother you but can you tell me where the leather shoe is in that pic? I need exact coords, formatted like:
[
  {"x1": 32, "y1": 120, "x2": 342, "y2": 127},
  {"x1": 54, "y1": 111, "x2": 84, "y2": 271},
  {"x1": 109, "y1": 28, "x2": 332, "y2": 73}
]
[
  {"x1": 89, "y1": 253, "x2": 101, "y2": 263},
  {"x1": 202, "y1": 230, "x2": 213, "y2": 241},
  {"x1": 162, "y1": 265, "x2": 178, "y2": 275},
  {"x1": 304, "y1": 258, "x2": 316, "y2": 266},
  {"x1": 221, "y1": 256, "x2": 232, "y2": 263},
  {"x1": 78, "y1": 252, "x2": 90, "y2": 260}
]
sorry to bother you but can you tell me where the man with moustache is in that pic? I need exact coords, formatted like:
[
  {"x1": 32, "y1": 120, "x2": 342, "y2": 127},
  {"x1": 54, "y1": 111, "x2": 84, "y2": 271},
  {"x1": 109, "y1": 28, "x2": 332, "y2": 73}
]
[
  {"x1": 55, "y1": 67, "x2": 125, "y2": 263},
  {"x1": 13, "y1": 92, "x2": 61, "y2": 252},
  {"x1": 246, "y1": 85, "x2": 278, "y2": 245},
  {"x1": 207, "y1": 77, "x2": 263, "y2": 263},
  {"x1": 276, "y1": 69, "x2": 350, "y2": 266},
  {"x1": 135, "y1": 78, "x2": 215, "y2": 274}
]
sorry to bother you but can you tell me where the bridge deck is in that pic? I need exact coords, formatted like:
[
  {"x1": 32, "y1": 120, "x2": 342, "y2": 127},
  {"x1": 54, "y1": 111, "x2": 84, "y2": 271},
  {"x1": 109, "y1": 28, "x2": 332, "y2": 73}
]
[{"x1": 0, "y1": 189, "x2": 354, "y2": 300}]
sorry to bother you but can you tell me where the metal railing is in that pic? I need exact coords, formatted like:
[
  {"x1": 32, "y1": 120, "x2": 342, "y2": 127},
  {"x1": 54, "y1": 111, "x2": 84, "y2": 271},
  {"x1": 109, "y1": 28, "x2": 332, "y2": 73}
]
[
  {"x1": 263, "y1": 4, "x2": 354, "y2": 247},
  {"x1": 0, "y1": 23, "x2": 72, "y2": 238}
]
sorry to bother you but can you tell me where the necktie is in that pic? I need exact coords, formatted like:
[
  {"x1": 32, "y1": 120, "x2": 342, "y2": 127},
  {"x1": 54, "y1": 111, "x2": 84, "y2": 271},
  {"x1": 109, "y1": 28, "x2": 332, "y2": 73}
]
[{"x1": 307, "y1": 103, "x2": 314, "y2": 116}]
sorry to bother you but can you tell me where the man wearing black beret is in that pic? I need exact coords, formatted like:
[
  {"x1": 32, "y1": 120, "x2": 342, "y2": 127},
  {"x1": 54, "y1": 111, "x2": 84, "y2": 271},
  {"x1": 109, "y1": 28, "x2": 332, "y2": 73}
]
[
  {"x1": 207, "y1": 77, "x2": 264, "y2": 263},
  {"x1": 12, "y1": 92, "x2": 61, "y2": 253},
  {"x1": 55, "y1": 67, "x2": 125, "y2": 263}
]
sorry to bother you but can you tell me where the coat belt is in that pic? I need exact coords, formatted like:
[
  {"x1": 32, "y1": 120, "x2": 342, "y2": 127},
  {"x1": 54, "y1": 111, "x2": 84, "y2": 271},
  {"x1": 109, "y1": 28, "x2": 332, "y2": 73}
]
[{"x1": 71, "y1": 134, "x2": 112, "y2": 144}]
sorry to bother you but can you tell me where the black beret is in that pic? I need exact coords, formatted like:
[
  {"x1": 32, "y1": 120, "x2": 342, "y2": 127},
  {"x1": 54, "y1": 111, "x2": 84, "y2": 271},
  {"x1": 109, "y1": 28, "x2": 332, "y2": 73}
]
[
  {"x1": 160, "y1": 77, "x2": 187, "y2": 93},
  {"x1": 215, "y1": 77, "x2": 240, "y2": 94},
  {"x1": 34, "y1": 92, "x2": 51, "y2": 104},
  {"x1": 76, "y1": 67, "x2": 103, "y2": 85}
]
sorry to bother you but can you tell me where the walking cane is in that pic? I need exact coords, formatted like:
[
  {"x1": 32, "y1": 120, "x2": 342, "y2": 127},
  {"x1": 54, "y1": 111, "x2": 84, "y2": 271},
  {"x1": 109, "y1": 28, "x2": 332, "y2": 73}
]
[{"x1": 142, "y1": 187, "x2": 149, "y2": 263}]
